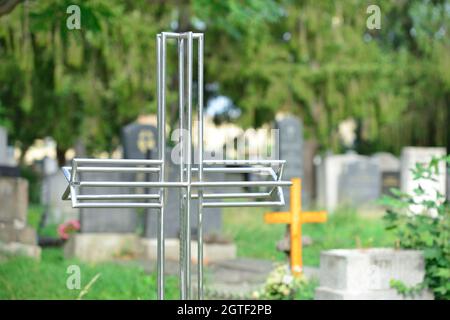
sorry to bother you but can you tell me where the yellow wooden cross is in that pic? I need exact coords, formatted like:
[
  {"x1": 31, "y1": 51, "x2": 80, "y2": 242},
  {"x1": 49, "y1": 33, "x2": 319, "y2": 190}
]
[{"x1": 265, "y1": 178, "x2": 327, "y2": 276}]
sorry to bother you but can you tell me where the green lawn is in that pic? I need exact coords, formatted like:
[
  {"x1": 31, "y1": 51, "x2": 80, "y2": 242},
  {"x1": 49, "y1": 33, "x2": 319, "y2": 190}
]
[
  {"x1": 0, "y1": 248, "x2": 179, "y2": 300},
  {"x1": 0, "y1": 205, "x2": 394, "y2": 299},
  {"x1": 223, "y1": 206, "x2": 396, "y2": 266}
]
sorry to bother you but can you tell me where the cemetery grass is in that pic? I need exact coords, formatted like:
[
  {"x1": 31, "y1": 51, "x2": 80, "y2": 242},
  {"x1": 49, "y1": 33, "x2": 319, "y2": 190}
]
[
  {"x1": 223, "y1": 206, "x2": 396, "y2": 266},
  {"x1": 0, "y1": 248, "x2": 179, "y2": 300}
]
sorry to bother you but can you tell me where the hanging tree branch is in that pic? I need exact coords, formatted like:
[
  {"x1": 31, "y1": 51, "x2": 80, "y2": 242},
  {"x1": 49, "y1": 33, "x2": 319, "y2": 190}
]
[{"x1": 0, "y1": 0, "x2": 24, "y2": 17}]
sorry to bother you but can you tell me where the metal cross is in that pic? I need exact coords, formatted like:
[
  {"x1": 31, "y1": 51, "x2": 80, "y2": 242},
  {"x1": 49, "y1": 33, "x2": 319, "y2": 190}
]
[{"x1": 62, "y1": 31, "x2": 291, "y2": 300}]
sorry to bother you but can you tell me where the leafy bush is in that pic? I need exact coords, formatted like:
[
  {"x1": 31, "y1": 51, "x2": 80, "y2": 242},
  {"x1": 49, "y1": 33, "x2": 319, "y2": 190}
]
[{"x1": 381, "y1": 155, "x2": 450, "y2": 300}]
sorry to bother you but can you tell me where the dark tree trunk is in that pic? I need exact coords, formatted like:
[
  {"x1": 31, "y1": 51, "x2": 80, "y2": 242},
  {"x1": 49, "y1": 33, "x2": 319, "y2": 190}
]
[{"x1": 56, "y1": 147, "x2": 66, "y2": 167}]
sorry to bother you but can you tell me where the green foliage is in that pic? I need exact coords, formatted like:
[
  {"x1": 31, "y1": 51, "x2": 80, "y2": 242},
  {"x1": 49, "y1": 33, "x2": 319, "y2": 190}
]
[
  {"x1": 389, "y1": 279, "x2": 427, "y2": 299},
  {"x1": 381, "y1": 156, "x2": 450, "y2": 300},
  {"x1": 1, "y1": 0, "x2": 449, "y2": 159}
]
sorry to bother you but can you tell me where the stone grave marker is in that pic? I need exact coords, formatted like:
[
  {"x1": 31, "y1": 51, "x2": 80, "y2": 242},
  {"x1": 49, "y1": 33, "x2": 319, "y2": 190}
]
[
  {"x1": 400, "y1": 147, "x2": 447, "y2": 214},
  {"x1": 447, "y1": 168, "x2": 450, "y2": 202},
  {"x1": 0, "y1": 163, "x2": 41, "y2": 259},
  {"x1": 315, "y1": 248, "x2": 433, "y2": 300},
  {"x1": 338, "y1": 158, "x2": 381, "y2": 207},
  {"x1": 122, "y1": 122, "x2": 158, "y2": 159},
  {"x1": 315, "y1": 152, "x2": 367, "y2": 211},
  {"x1": 79, "y1": 168, "x2": 138, "y2": 233},
  {"x1": 371, "y1": 152, "x2": 400, "y2": 197},
  {"x1": 275, "y1": 116, "x2": 304, "y2": 210},
  {"x1": 65, "y1": 166, "x2": 140, "y2": 262},
  {"x1": 0, "y1": 126, "x2": 7, "y2": 165},
  {"x1": 41, "y1": 157, "x2": 79, "y2": 225}
]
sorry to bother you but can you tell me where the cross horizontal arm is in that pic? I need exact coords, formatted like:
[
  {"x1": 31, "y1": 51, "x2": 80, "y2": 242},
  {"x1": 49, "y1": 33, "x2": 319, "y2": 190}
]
[
  {"x1": 265, "y1": 212, "x2": 291, "y2": 224},
  {"x1": 302, "y1": 211, "x2": 327, "y2": 223}
]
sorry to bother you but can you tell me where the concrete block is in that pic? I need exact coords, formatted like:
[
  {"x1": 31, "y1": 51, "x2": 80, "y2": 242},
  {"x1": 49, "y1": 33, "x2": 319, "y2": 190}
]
[
  {"x1": 64, "y1": 233, "x2": 139, "y2": 263},
  {"x1": 0, "y1": 177, "x2": 28, "y2": 223},
  {"x1": 139, "y1": 238, "x2": 236, "y2": 263},
  {"x1": 315, "y1": 248, "x2": 433, "y2": 300},
  {"x1": 0, "y1": 223, "x2": 37, "y2": 245},
  {"x1": 0, "y1": 241, "x2": 41, "y2": 260}
]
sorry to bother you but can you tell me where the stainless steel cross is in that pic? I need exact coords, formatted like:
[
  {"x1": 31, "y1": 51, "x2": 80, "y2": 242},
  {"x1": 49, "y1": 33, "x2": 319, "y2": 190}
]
[{"x1": 62, "y1": 31, "x2": 291, "y2": 300}]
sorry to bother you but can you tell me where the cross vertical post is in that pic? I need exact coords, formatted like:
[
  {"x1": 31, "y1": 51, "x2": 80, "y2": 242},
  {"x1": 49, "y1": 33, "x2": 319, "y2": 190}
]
[{"x1": 290, "y1": 178, "x2": 302, "y2": 275}]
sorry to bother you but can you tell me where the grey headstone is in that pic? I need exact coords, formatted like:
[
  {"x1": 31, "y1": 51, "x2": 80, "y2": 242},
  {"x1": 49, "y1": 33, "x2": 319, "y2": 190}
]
[
  {"x1": 0, "y1": 176, "x2": 39, "y2": 252},
  {"x1": 41, "y1": 170, "x2": 79, "y2": 225},
  {"x1": 338, "y1": 159, "x2": 380, "y2": 207},
  {"x1": 121, "y1": 123, "x2": 158, "y2": 159},
  {"x1": 380, "y1": 171, "x2": 400, "y2": 197},
  {"x1": 371, "y1": 152, "x2": 400, "y2": 197},
  {"x1": 303, "y1": 140, "x2": 318, "y2": 206},
  {"x1": 316, "y1": 152, "x2": 366, "y2": 211},
  {"x1": 0, "y1": 126, "x2": 7, "y2": 165},
  {"x1": 144, "y1": 149, "x2": 223, "y2": 239},
  {"x1": 79, "y1": 168, "x2": 138, "y2": 233},
  {"x1": 371, "y1": 152, "x2": 400, "y2": 172},
  {"x1": 0, "y1": 177, "x2": 28, "y2": 224},
  {"x1": 275, "y1": 116, "x2": 303, "y2": 210}
]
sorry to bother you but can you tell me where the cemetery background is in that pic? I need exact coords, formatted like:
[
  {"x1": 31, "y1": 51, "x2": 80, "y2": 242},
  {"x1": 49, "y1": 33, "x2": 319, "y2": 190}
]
[{"x1": 0, "y1": 0, "x2": 449, "y2": 300}]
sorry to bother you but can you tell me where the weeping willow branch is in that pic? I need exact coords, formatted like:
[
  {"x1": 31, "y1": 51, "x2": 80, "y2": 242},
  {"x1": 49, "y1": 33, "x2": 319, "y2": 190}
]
[{"x1": 0, "y1": 0, "x2": 24, "y2": 17}]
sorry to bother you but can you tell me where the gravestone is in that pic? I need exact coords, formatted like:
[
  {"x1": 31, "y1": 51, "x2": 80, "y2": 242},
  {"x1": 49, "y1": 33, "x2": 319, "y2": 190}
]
[
  {"x1": 41, "y1": 157, "x2": 79, "y2": 224},
  {"x1": 64, "y1": 124, "x2": 154, "y2": 262},
  {"x1": 65, "y1": 167, "x2": 140, "y2": 262},
  {"x1": 0, "y1": 175, "x2": 41, "y2": 259},
  {"x1": 316, "y1": 152, "x2": 367, "y2": 211},
  {"x1": 122, "y1": 122, "x2": 158, "y2": 159},
  {"x1": 447, "y1": 169, "x2": 450, "y2": 202},
  {"x1": 0, "y1": 126, "x2": 7, "y2": 165},
  {"x1": 79, "y1": 169, "x2": 138, "y2": 233},
  {"x1": 275, "y1": 116, "x2": 304, "y2": 210},
  {"x1": 371, "y1": 152, "x2": 400, "y2": 197},
  {"x1": 400, "y1": 147, "x2": 447, "y2": 214},
  {"x1": 303, "y1": 140, "x2": 318, "y2": 205},
  {"x1": 315, "y1": 249, "x2": 433, "y2": 300},
  {"x1": 77, "y1": 122, "x2": 157, "y2": 233},
  {"x1": 338, "y1": 159, "x2": 380, "y2": 207}
]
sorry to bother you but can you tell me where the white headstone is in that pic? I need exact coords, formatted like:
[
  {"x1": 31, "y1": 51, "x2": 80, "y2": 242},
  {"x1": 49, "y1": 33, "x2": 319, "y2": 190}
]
[
  {"x1": 400, "y1": 147, "x2": 447, "y2": 214},
  {"x1": 447, "y1": 169, "x2": 450, "y2": 202},
  {"x1": 315, "y1": 248, "x2": 433, "y2": 300},
  {"x1": 6, "y1": 146, "x2": 17, "y2": 166},
  {"x1": 0, "y1": 126, "x2": 7, "y2": 165}
]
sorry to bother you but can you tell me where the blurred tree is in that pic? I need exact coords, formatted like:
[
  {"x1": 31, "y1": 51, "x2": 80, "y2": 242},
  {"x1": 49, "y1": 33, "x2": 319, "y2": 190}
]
[{"x1": 0, "y1": 0, "x2": 448, "y2": 163}]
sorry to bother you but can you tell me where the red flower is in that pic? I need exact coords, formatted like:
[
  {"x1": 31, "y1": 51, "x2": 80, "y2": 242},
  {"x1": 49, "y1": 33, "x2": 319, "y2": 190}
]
[{"x1": 58, "y1": 220, "x2": 80, "y2": 240}]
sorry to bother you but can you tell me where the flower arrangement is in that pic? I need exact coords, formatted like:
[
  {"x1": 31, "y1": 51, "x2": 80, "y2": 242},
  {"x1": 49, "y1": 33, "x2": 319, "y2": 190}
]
[
  {"x1": 57, "y1": 220, "x2": 80, "y2": 240},
  {"x1": 253, "y1": 264, "x2": 307, "y2": 300}
]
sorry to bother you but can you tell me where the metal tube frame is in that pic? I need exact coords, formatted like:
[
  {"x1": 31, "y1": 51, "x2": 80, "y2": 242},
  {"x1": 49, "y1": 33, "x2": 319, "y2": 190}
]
[{"x1": 62, "y1": 31, "x2": 291, "y2": 300}]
